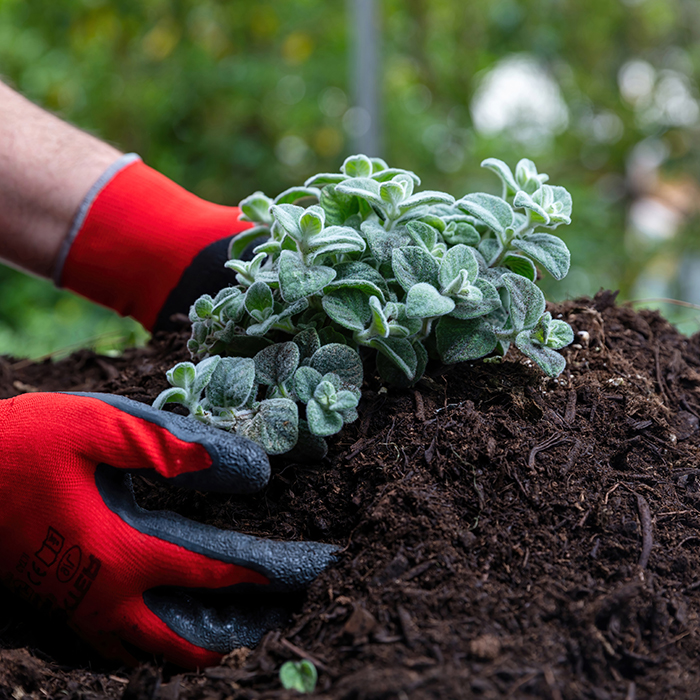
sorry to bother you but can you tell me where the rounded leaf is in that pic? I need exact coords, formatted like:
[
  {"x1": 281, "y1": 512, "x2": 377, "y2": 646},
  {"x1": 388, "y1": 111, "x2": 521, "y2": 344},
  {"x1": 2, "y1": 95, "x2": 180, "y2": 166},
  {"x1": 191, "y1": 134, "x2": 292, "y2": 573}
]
[
  {"x1": 254, "y1": 342, "x2": 301, "y2": 386},
  {"x1": 436, "y1": 316, "x2": 498, "y2": 363},
  {"x1": 306, "y1": 399, "x2": 344, "y2": 437},
  {"x1": 152, "y1": 387, "x2": 188, "y2": 410},
  {"x1": 238, "y1": 399, "x2": 299, "y2": 455},
  {"x1": 206, "y1": 357, "x2": 257, "y2": 409},
  {"x1": 278, "y1": 250, "x2": 337, "y2": 303},
  {"x1": 391, "y1": 246, "x2": 440, "y2": 292},
  {"x1": 500, "y1": 273, "x2": 546, "y2": 332},
  {"x1": 342, "y1": 154, "x2": 373, "y2": 178},
  {"x1": 310, "y1": 343, "x2": 363, "y2": 388},
  {"x1": 294, "y1": 366, "x2": 323, "y2": 404},
  {"x1": 283, "y1": 652, "x2": 319, "y2": 692},
  {"x1": 405, "y1": 283, "x2": 455, "y2": 319},
  {"x1": 167, "y1": 362, "x2": 196, "y2": 390},
  {"x1": 322, "y1": 288, "x2": 372, "y2": 332}
]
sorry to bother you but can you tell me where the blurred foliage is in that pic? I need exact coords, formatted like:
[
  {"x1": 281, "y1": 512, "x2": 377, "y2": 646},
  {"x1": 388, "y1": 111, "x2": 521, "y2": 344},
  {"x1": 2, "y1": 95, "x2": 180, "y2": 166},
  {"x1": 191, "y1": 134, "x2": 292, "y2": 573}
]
[{"x1": 1, "y1": 0, "x2": 700, "y2": 357}]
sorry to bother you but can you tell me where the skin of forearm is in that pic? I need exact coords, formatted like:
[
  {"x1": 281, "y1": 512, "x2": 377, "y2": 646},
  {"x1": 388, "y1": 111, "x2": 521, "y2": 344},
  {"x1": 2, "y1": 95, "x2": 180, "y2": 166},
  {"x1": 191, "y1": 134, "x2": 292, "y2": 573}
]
[{"x1": 0, "y1": 80, "x2": 122, "y2": 278}]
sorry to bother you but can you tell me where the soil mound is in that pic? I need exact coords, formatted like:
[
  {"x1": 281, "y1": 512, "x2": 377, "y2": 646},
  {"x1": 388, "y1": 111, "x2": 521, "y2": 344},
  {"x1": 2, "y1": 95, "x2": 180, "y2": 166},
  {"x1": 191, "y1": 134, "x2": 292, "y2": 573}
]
[{"x1": 3, "y1": 292, "x2": 700, "y2": 699}]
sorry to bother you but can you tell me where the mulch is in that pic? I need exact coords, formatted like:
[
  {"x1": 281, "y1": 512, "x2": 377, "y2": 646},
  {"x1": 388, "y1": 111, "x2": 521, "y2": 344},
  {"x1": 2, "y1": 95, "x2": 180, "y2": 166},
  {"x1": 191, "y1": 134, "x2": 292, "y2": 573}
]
[{"x1": 2, "y1": 290, "x2": 700, "y2": 699}]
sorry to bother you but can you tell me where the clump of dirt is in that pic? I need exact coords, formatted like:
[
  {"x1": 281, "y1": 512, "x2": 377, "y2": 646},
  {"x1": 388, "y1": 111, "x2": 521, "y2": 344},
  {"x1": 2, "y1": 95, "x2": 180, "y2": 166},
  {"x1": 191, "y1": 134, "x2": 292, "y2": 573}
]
[{"x1": 3, "y1": 292, "x2": 700, "y2": 699}]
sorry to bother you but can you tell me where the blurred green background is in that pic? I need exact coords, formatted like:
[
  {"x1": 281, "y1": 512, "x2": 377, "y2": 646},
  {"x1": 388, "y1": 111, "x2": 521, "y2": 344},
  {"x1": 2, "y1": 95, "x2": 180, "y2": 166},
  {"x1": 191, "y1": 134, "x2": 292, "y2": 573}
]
[{"x1": 1, "y1": 0, "x2": 700, "y2": 359}]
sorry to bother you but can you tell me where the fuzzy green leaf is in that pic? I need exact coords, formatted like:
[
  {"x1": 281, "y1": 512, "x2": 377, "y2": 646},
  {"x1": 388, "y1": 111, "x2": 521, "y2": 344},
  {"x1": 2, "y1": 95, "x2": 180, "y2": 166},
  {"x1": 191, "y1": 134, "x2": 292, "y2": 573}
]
[
  {"x1": 362, "y1": 221, "x2": 411, "y2": 265},
  {"x1": 376, "y1": 340, "x2": 428, "y2": 387},
  {"x1": 392, "y1": 246, "x2": 440, "y2": 292},
  {"x1": 239, "y1": 191, "x2": 273, "y2": 225},
  {"x1": 531, "y1": 185, "x2": 572, "y2": 227},
  {"x1": 371, "y1": 168, "x2": 421, "y2": 186},
  {"x1": 206, "y1": 357, "x2": 257, "y2": 409},
  {"x1": 330, "y1": 389, "x2": 359, "y2": 413},
  {"x1": 457, "y1": 193, "x2": 514, "y2": 237},
  {"x1": 442, "y1": 221, "x2": 480, "y2": 246},
  {"x1": 399, "y1": 190, "x2": 455, "y2": 212},
  {"x1": 294, "y1": 366, "x2": 323, "y2": 403},
  {"x1": 481, "y1": 158, "x2": 519, "y2": 196},
  {"x1": 167, "y1": 362, "x2": 196, "y2": 390},
  {"x1": 369, "y1": 336, "x2": 418, "y2": 380},
  {"x1": 367, "y1": 296, "x2": 390, "y2": 338},
  {"x1": 304, "y1": 172, "x2": 346, "y2": 188},
  {"x1": 513, "y1": 190, "x2": 550, "y2": 224},
  {"x1": 191, "y1": 355, "x2": 223, "y2": 397},
  {"x1": 439, "y1": 244, "x2": 479, "y2": 290},
  {"x1": 306, "y1": 397, "x2": 344, "y2": 436},
  {"x1": 254, "y1": 342, "x2": 300, "y2": 386},
  {"x1": 342, "y1": 154, "x2": 373, "y2": 178},
  {"x1": 405, "y1": 283, "x2": 455, "y2": 318},
  {"x1": 193, "y1": 295, "x2": 214, "y2": 319},
  {"x1": 274, "y1": 186, "x2": 321, "y2": 205},
  {"x1": 380, "y1": 180, "x2": 406, "y2": 207},
  {"x1": 299, "y1": 206, "x2": 325, "y2": 239},
  {"x1": 152, "y1": 387, "x2": 188, "y2": 410},
  {"x1": 238, "y1": 399, "x2": 299, "y2": 455},
  {"x1": 515, "y1": 158, "x2": 549, "y2": 194},
  {"x1": 515, "y1": 333, "x2": 566, "y2": 377},
  {"x1": 478, "y1": 237, "x2": 502, "y2": 266},
  {"x1": 293, "y1": 328, "x2": 321, "y2": 363},
  {"x1": 228, "y1": 226, "x2": 270, "y2": 265},
  {"x1": 546, "y1": 319, "x2": 574, "y2": 349},
  {"x1": 436, "y1": 316, "x2": 498, "y2": 363},
  {"x1": 406, "y1": 220, "x2": 439, "y2": 251},
  {"x1": 322, "y1": 288, "x2": 372, "y2": 331},
  {"x1": 306, "y1": 226, "x2": 366, "y2": 263},
  {"x1": 319, "y1": 184, "x2": 360, "y2": 226},
  {"x1": 278, "y1": 250, "x2": 337, "y2": 303},
  {"x1": 500, "y1": 273, "x2": 546, "y2": 331},
  {"x1": 450, "y1": 278, "x2": 502, "y2": 320},
  {"x1": 270, "y1": 203, "x2": 304, "y2": 240},
  {"x1": 512, "y1": 233, "x2": 570, "y2": 280},
  {"x1": 245, "y1": 281, "x2": 274, "y2": 322},
  {"x1": 310, "y1": 343, "x2": 363, "y2": 388},
  {"x1": 335, "y1": 177, "x2": 382, "y2": 206},
  {"x1": 323, "y1": 261, "x2": 389, "y2": 301},
  {"x1": 502, "y1": 253, "x2": 538, "y2": 281}
]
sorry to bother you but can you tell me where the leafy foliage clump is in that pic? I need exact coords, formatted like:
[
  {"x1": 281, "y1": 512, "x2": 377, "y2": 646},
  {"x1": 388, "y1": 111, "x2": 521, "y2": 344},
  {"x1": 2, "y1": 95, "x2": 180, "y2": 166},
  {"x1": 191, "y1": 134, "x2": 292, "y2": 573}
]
[{"x1": 155, "y1": 155, "x2": 574, "y2": 457}]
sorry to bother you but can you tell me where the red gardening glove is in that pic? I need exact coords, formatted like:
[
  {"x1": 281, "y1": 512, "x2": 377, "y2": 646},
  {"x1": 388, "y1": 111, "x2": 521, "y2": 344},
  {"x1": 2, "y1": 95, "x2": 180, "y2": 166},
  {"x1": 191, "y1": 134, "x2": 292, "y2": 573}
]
[
  {"x1": 56, "y1": 156, "x2": 256, "y2": 332},
  {"x1": 0, "y1": 392, "x2": 336, "y2": 669}
]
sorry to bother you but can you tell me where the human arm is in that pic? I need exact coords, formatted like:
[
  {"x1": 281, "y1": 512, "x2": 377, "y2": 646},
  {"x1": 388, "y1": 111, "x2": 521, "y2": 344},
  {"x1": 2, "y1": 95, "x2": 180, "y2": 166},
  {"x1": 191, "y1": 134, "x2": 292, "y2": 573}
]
[
  {"x1": 0, "y1": 80, "x2": 254, "y2": 331},
  {"x1": 0, "y1": 80, "x2": 121, "y2": 278}
]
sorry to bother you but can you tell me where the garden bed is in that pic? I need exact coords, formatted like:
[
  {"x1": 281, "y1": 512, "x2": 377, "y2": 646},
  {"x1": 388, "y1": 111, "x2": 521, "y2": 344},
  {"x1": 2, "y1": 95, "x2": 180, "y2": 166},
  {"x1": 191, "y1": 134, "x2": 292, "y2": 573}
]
[{"x1": 2, "y1": 291, "x2": 700, "y2": 699}]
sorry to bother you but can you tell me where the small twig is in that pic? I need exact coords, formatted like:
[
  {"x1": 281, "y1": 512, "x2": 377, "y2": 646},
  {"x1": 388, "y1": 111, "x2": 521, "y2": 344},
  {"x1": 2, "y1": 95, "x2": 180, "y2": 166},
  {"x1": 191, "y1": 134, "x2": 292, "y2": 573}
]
[
  {"x1": 564, "y1": 390, "x2": 577, "y2": 423},
  {"x1": 543, "y1": 665, "x2": 563, "y2": 700},
  {"x1": 653, "y1": 344, "x2": 671, "y2": 406},
  {"x1": 413, "y1": 390, "x2": 426, "y2": 422},
  {"x1": 528, "y1": 433, "x2": 567, "y2": 471},
  {"x1": 636, "y1": 494, "x2": 653, "y2": 569},
  {"x1": 604, "y1": 483, "x2": 621, "y2": 504},
  {"x1": 278, "y1": 637, "x2": 331, "y2": 673},
  {"x1": 629, "y1": 297, "x2": 700, "y2": 311}
]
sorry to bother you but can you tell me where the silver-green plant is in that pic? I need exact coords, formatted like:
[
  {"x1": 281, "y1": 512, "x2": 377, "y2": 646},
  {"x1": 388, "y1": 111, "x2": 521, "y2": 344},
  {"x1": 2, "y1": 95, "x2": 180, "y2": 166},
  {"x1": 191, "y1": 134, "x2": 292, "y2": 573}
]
[{"x1": 155, "y1": 155, "x2": 574, "y2": 457}]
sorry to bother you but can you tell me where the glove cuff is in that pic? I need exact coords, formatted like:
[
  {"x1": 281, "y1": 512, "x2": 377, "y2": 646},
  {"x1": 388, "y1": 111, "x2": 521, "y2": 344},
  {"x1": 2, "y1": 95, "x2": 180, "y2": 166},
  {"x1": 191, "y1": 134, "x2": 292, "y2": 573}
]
[{"x1": 57, "y1": 158, "x2": 251, "y2": 331}]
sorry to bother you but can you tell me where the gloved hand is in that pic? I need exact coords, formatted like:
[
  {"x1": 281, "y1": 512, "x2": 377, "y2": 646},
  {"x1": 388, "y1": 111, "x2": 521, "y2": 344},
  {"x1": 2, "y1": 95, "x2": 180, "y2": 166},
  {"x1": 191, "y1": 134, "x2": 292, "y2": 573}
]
[
  {"x1": 54, "y1": 155, "x2": 257, "y2": 332},
  {"x1": 0, "y1": 392, "x2": 336, "y2": 669}
]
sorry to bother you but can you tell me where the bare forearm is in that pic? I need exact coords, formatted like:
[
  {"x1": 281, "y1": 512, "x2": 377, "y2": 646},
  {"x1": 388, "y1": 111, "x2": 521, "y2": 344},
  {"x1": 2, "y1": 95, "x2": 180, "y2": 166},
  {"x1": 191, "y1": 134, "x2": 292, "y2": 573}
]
[{"x1": 0, "y1": 81, "x2": 122, "y2": 277}]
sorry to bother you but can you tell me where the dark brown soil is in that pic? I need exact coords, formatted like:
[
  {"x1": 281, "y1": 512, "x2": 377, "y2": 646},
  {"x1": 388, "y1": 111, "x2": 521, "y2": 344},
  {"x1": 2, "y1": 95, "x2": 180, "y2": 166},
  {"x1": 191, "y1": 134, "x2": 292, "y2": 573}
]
[{"x1": 3, "y1": 292, "x2": 700, "y2": 699}]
